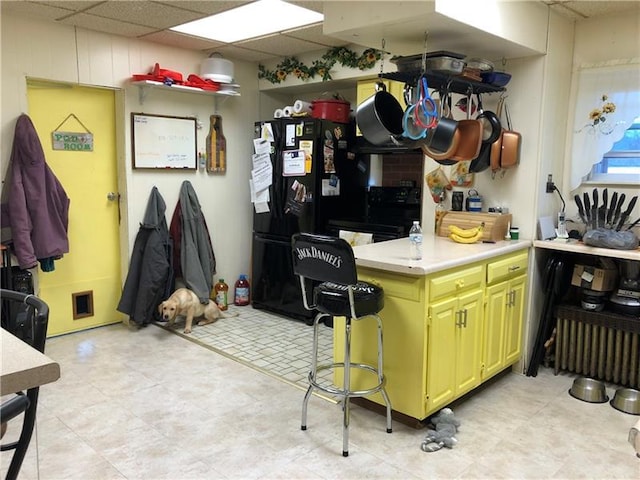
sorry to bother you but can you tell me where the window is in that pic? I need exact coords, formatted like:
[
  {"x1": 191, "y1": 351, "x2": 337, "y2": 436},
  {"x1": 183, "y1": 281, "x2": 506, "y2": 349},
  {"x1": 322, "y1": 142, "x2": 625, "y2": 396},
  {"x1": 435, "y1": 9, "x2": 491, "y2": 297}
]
[{"x1": 589, "y1": 116, "x2": 640, "y2": 183}]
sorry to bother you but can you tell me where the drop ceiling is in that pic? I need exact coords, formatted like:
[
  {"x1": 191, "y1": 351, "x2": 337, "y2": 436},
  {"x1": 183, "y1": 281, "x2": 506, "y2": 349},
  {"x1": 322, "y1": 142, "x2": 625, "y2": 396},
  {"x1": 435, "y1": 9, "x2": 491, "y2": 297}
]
[{"x1": 1, "y1": 1, "x2": 638, "y2": 63}]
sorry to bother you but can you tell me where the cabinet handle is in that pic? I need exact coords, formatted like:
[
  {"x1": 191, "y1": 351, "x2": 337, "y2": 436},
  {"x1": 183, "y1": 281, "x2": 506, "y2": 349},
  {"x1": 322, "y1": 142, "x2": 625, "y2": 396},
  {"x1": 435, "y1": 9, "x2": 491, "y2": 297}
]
[
  {"x1": 455, "y1": 279, "x2": 465, "y2": 288},
  {"x1": 455, "y1": 310, "x2": 463, "y2": 328},
  {"x1": 508, "y1": 290, "x2": 516, "y2": 307},
  {"x1": 508, "y1": 265, "x2": 520, "y2": 272},
  {"x1": 463, "y1": 309, "x2": 468, "y2": 328}
]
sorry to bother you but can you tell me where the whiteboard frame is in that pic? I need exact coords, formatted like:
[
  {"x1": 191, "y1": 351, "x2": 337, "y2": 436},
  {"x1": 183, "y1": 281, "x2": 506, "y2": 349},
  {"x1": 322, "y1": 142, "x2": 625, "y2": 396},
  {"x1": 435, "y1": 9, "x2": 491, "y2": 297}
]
[{"x1": 131, "y1": 112, "x2": 197, "y2": 170}]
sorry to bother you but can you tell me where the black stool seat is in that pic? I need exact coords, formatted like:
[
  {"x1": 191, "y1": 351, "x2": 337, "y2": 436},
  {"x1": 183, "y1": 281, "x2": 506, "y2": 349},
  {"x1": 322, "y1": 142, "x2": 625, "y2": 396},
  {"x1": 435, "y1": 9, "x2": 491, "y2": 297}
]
[{"x1": 315, "y1": 281, "x2": 384, "y2": 318}]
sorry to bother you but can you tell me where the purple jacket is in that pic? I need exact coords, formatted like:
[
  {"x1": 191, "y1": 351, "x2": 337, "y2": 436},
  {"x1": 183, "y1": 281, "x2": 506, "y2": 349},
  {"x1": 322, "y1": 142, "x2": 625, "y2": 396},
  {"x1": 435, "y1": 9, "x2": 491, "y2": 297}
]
[{"x1": 1, "y1": 114, "x2": 70, "y2": 269}]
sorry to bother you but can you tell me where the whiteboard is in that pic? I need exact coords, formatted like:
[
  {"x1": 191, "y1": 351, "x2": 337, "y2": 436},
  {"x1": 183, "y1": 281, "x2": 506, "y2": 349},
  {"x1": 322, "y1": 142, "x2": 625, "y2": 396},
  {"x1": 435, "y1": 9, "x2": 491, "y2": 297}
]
[{"x1": 131, "y1": 113, "x2": 197, "y2": 169}]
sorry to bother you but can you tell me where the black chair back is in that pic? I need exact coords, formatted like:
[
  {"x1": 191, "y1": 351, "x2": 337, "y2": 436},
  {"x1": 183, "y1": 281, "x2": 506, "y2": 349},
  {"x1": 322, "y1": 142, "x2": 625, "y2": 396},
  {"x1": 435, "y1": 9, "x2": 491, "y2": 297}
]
[
  {"x1": 1, "y1": 289, "x2": 49, "y2": 353},
  {"x1": 291, "y1": 233, "x2": 357, "y2": 286},
  {"x1": 0, "y1": 289, "x2": 50, "y2": 480}
]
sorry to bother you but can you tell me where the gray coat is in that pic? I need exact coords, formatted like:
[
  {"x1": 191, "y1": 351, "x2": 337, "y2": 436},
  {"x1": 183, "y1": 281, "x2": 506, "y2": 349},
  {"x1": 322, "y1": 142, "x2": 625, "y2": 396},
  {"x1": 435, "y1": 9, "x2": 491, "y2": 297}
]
[
  {"x1": 169, "y1": 181, "x2": 216, "y2": 303},
  {"x1": 117, "y1": 187, "x2": 173, "y2": 326}
]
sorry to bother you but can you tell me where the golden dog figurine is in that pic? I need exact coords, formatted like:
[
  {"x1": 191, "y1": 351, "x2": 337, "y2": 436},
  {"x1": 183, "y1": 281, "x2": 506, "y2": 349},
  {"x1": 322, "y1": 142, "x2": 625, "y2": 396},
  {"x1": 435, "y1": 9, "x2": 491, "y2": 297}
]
[{"x1": 158, "y1": 288, "x2": 237, "y2": 334}]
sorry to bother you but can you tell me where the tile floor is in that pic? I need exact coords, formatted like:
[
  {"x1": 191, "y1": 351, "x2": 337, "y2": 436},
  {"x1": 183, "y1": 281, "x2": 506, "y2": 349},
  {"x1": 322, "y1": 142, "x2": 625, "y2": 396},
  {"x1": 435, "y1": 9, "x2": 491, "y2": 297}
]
[
  {"x1": 164, "y1": 305, "x2": 335, "y2": 390},
  {"x1": 1, "y1": 306, "x2": 639, "y2": 479}
]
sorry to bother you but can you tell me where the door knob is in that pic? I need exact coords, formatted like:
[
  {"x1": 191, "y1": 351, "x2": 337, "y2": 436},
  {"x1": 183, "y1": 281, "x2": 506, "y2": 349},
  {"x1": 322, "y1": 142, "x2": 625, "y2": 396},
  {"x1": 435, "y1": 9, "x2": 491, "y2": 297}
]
[{"x1": 107, "y1": 192, "x2": 119, "y2": 201}]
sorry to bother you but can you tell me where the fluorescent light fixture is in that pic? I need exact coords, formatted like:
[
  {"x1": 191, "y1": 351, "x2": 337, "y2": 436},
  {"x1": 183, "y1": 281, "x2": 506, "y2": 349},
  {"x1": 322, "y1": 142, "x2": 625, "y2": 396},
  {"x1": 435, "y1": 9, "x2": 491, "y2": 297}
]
[{"x1": 170, "y1": 0, "x2": 324, "y2": 43}]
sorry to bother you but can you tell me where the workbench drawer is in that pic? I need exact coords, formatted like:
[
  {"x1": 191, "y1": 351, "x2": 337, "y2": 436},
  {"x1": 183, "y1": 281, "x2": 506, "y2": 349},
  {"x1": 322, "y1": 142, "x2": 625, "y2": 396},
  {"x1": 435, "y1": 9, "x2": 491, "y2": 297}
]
[
  {"x1": 429, "y1": 265, "x2": 484, "y2": 301},
  {"x1": 487, "y1": 251, "x2": 528, "y2": 284}
]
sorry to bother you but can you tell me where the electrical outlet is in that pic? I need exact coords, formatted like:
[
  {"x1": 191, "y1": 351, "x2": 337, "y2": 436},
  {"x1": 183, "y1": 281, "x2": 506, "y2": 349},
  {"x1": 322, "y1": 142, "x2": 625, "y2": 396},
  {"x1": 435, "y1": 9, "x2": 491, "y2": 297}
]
[{"x1": 546, "y1": 174, "x2": 555, "y2": 193}]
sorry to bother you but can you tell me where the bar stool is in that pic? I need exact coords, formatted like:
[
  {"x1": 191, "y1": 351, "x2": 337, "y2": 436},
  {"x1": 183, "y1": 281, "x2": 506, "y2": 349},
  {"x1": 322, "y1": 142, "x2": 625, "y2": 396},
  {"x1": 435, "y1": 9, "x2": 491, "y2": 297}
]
[{"x1": 291, "y1": 233, "x2": 392, "y2": 457}]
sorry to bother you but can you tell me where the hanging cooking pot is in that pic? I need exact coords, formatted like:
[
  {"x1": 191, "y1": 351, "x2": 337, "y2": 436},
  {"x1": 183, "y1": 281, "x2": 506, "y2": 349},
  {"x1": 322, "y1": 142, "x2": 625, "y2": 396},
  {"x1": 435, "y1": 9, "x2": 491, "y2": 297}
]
[
  {"x1": 476, "y1": 93, "x2": 502, "y2": 144},
  {"x1": 469, "y1": 142, "x2": 492, "y2": 173},
  {"x1": 356, "y1": 81, "x2": 406, "y2": 145},
  {"x1": 468, "y1": 93, "x2": 500, "y2": 173},
  {"x1": 421, "y1": 88, "x2": 458, "y2": 165}
]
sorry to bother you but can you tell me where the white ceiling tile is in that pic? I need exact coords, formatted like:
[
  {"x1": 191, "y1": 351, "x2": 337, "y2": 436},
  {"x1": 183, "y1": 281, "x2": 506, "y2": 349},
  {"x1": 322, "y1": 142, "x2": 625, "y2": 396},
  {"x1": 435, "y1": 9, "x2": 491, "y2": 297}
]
[
  {"x1": 154, "y1": 1, "x2": 251, "y2": 15},
  {"x1": 83, "y1": 1, "x2": 204, "y2": 29},
  {"x1": 208, "y1": 45, "x2": 279, "y2": 63},
  {"x1": 58, "y1": 12, "x2": 157, "y2": 37},
  {"x1": 40, "y1": 1, "x2": 104, "y2": 12},
  {"x1": 282, "y1": 24, "x2": 345, "y2": 47},
  {"x1": 141, "y1": 30, "x2": 226, "y2": 51},
  {"x1": 237, "y1": 33, "x2": 331, "y2": 57},
  {"x1": 1, "y1": 1, "x2": 76, "y2": 20}
]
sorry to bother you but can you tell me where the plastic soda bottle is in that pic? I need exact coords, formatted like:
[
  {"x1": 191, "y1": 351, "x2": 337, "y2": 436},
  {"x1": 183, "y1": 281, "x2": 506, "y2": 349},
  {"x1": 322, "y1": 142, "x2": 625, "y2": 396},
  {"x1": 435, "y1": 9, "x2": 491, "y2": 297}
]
[
  {"x1": 409, "y1": 221, "x2": 423, "y2": 260},
  {"x1": 214, "y1": 278, "x2": 229, "y2": 310},
  {"x1": 234, "y1": 274, "x2": 250, "y2": 306}
]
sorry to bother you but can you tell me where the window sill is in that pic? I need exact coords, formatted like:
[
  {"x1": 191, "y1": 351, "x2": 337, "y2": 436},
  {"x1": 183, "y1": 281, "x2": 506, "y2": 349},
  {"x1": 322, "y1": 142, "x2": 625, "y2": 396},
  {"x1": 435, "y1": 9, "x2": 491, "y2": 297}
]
[{"x1": 585, "y1": 173, "x2": 640, "y2": 186}]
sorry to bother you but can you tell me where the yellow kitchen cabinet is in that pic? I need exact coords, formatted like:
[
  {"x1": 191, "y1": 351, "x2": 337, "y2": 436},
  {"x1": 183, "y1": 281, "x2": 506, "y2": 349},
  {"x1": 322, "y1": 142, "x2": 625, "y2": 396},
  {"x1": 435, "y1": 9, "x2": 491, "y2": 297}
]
[
  {"x1": 333, "y1": 269, "x2": 428, "y2": 420},
  {"x1": 482, "y1": 252, "x2": 529, "y2": 381},
  {"x1": 355, "y1": 78, "x2": 406, "y2": 136},
  {"x1": 333, "y1": 247, "x2": 529, "y2": 423},
  {"x1": 427, "y1": 287, "x2": 483, "y2": 413}
]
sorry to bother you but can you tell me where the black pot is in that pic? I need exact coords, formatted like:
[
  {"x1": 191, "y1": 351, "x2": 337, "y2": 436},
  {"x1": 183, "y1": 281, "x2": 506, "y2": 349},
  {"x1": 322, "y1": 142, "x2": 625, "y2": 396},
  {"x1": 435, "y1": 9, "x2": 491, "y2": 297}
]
[
  {"x1": 469, "y1": 143, "x2": 492, "y2": 173},
  {"x1": 476, "y1": 94, "x2": 501, "y2": 144},
  {"x1": 356, "y1": 82, "x2": 405, "y2": 145}
]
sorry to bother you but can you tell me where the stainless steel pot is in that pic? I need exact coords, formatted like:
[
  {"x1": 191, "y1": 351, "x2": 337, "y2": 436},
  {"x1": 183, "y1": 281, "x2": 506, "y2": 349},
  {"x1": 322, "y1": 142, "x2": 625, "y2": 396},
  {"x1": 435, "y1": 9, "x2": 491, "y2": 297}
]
[{"x1": 356, "y1": 82, "x2": 405, "y2": 145}]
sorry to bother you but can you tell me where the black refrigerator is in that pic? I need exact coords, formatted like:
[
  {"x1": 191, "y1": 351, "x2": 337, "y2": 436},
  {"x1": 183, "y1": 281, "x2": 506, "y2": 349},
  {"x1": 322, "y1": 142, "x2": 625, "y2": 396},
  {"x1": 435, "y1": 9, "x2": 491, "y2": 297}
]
[{"x1": 251, "y1": 117, "x2": 368, "y2": 322}]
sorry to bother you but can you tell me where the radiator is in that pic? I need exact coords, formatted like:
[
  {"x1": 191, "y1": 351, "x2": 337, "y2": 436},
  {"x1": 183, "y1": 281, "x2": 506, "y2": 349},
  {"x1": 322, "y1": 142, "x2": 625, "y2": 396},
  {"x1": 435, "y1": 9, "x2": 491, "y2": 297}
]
[{"x1": 555, "y1": 305, "x2": 640, "y2": 389}]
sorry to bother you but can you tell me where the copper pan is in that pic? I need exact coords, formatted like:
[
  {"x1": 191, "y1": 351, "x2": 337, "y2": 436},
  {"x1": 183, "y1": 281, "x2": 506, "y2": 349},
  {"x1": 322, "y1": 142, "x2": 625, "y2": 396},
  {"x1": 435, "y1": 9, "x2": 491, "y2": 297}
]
[
  {"x1": 449, "y1": 119, "x2": 482, "y2": 161},
  {"x1": 421, "y1": 127, "x2": 461, "y2": 163}
]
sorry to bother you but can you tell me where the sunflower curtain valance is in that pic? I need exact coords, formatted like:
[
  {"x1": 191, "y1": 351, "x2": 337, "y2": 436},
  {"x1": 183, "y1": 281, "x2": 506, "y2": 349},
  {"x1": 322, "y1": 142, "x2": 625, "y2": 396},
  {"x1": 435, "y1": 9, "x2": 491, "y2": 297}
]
[{"x1": 570, "y1": 58, "x2": 640, "y2": 191}]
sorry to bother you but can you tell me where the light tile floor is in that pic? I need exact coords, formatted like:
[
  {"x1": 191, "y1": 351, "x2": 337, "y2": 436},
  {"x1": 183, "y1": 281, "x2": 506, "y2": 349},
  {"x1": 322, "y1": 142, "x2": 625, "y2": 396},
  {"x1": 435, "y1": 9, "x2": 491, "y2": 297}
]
[
  {"x1": 1, "y1": 306, "x2": 639, "y2": 479},
  {"x1": 166, "y1": 305, "x2": 334, "y2": 389}
]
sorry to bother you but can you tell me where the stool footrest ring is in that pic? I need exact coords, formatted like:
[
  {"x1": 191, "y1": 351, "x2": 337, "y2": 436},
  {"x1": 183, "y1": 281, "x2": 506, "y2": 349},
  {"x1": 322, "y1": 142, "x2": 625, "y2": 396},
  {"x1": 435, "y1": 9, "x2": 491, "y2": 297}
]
[{"x1": 309, "y1": 362, "x2": 386, "y2": 398}]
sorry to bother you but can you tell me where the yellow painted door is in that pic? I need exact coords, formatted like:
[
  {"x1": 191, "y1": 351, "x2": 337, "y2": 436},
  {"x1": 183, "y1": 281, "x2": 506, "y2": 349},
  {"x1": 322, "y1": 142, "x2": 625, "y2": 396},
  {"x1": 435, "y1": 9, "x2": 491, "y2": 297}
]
[
  {"x1": 504, "y1": 275, "x2": 526, "y2": 365},
  {"x1": 27, "y1": 81, "x2": 123, "y2": 336},
  {"x1": 483, "y1": 281, "x2": 508, "y2": 379}
]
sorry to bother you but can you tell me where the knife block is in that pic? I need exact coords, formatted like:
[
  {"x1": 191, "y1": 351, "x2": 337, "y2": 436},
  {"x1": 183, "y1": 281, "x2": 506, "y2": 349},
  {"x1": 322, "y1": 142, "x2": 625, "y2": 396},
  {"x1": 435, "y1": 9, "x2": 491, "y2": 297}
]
[{"x1": 437, "y1": 212, "x2": 513, "y2": 243}]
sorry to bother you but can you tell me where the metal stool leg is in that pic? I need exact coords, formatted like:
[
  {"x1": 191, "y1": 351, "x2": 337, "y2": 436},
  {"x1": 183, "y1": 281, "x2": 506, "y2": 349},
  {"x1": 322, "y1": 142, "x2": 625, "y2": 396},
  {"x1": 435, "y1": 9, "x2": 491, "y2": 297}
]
[
  {"x1": 302, "y1": 313, "x2": 324, "y2": 430},
  {"x1": 342, "y1": 318, "x2": 351, "y2": 457},
  {"x1": 375, "y1": 314, "x2": 393, "y2": 434}
]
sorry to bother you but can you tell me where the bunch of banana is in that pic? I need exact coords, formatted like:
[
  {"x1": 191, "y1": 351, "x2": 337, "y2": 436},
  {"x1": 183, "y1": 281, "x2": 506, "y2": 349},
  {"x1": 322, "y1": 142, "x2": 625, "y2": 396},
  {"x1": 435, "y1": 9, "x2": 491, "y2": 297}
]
[{"x1": 448, "y1": 222, "x2": 485, "y2": 244}]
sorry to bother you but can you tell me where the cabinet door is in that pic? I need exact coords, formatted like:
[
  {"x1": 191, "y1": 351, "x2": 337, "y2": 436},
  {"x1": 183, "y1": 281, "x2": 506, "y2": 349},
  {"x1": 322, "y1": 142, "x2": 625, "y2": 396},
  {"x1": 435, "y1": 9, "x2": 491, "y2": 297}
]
[
  {"x1": 455, "y1": 288, "x2": 483, "y2": 397},
  {"x1": 426, "y1": 296, "x2": 457, "y2": 412},
  {"x1": 504, "y1": 275, "x2": 526, "y2": 365},
  {"x1": 483, "y1": 281, "x2": 508, "y2": 379}
]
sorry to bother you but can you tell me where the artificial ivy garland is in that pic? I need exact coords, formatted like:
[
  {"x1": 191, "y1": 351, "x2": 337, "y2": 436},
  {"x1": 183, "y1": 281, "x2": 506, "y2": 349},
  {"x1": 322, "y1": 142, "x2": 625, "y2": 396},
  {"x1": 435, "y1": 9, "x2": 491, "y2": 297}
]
[{"x1": 258, "y1": 46, "x2": 382, "y2": 84}]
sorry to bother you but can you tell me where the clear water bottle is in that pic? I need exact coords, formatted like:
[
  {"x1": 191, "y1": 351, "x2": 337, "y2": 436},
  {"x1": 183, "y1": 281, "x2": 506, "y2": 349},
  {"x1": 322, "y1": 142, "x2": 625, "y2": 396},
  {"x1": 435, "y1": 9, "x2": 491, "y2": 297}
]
[{"x1": 409, "y1": 221, "x2": 423, "y2": 260}]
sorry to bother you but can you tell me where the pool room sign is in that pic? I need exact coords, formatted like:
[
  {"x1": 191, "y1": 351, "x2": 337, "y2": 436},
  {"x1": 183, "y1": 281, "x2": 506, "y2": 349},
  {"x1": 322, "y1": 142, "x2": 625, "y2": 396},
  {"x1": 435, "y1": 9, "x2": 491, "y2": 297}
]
[
  {"x1": 51, "y1": 131, "x2": 94, "y2": 151},
  {"x1": 51, "y1": 113, "x2": 94, "y2": 152}
]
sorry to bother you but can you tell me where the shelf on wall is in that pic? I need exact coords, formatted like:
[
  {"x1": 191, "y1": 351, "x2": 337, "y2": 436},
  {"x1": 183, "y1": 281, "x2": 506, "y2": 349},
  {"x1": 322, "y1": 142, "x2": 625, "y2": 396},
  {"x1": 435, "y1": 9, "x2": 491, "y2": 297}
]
[
  {"x1": 131, "y1": 80, "x2": 240, "y2": 106},
  {"x1": 380, "y1": 71, "x2": 505, "y2": 95}
]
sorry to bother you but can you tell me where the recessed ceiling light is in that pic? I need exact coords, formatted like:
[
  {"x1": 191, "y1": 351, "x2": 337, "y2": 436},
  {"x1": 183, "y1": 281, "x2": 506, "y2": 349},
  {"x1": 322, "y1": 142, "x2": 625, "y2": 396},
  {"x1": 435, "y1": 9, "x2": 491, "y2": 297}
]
[{"x1": 170, "y1": 0, "x2": 324, "y2": 43}]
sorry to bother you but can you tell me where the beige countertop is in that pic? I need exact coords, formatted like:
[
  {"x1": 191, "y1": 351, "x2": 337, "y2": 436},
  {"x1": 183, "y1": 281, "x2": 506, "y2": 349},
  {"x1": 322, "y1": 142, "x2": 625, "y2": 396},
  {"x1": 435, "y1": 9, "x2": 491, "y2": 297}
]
[
  {"x1": 1, "y1": 329, "x2": 60, "y2": 395},
  {"x1": 353, "y1": 235, "x2": 532, "y2": 276},
  {"x1": 533, "y1": 239, "x2": 640, "y2": 261}
]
